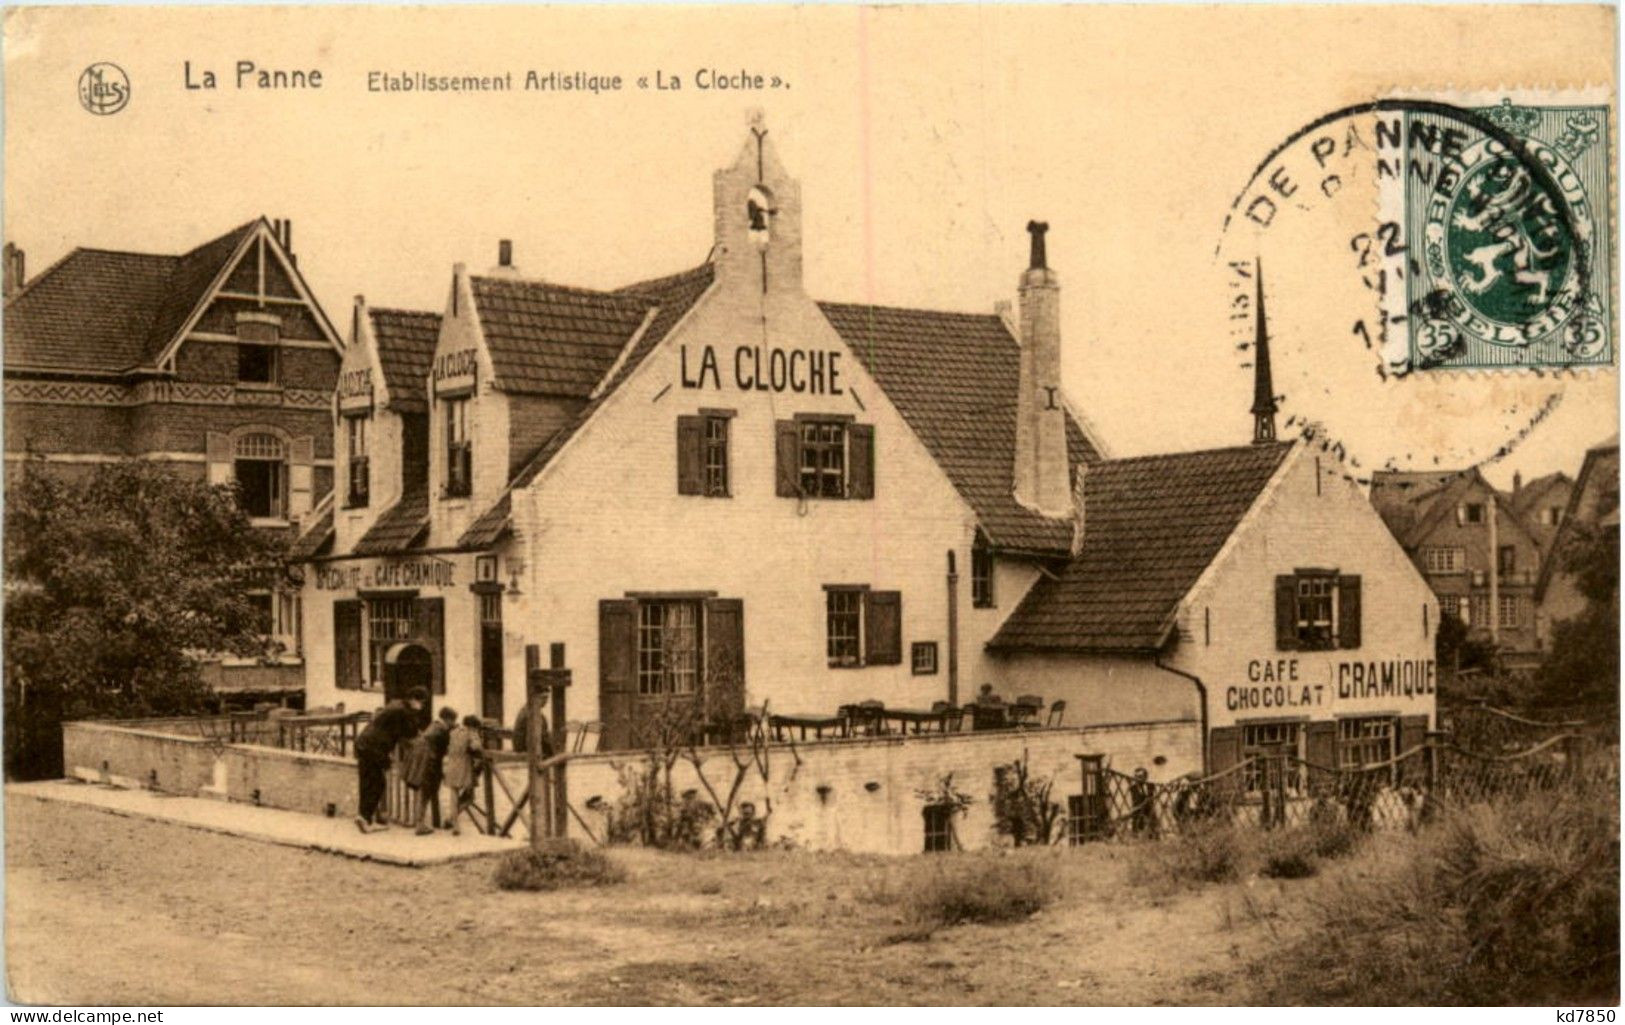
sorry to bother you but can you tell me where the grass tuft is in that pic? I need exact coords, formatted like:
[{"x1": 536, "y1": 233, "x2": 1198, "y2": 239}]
[{"x1": 493, "y1": 839, "x2": 628, "y2": 892}]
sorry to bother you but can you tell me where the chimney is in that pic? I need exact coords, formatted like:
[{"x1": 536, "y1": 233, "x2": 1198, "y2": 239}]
[
  {"x1": 282, "y1": 219, "x2": 293, "y2": 255},
  {"x1": 1513, "y1": 471, "x2": 1523, "y2": 496},
  {"x1": 488, "y1": 240, "x2": 520, "y2": 277},
  {"x1": 1013, "y1": 220, "x2": 1070, "y2": 517},
  {"x1": 3, "y1": 243, "x2": 24, "y2": 298}
]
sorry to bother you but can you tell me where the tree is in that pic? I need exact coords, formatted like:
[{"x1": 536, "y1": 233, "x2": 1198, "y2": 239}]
[
  {"x1": 1536, "y1": 513, "x2": 1619, "y2": 709},
  {"x1": 4, "y1": 461, "x2": 288, "y2": 779}
]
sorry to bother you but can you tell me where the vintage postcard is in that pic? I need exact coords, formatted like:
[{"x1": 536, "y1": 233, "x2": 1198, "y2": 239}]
[{"x1": 3, "y1": 3, "x2": 1618, "y2": 1009}]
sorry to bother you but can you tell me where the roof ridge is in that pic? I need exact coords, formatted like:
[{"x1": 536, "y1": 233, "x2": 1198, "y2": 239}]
[
  {"x1": 470, "y1": 273, "x2": 656, "y2": 305},
  {"x1": 615, "y1": 259, "x2": 715, "y2": 296},
  {"x1": 817, "y1": 298, "x2": 1005, "y2": 321},
  {"x1": 1097, "y1": 440, "x2": 1292, "y2": 468}
]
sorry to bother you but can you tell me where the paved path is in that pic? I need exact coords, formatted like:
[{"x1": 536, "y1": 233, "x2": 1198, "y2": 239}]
[{"x1": 9, "y1": 780, "x2": 524, "y2": 867}]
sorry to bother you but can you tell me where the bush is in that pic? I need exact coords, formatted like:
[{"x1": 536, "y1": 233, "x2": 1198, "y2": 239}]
[
  {"x1": 900, "y1": 852, "x2": 1057, "y2": 931},
  {"x1": 1129, "y1": 821, "x2": 1247, "y2": 890},
  {"x1": 493, "y1": 840, "x2": 627, "y2": 892},
  {"x1": 1257, "y1": 784, "x2": 1620, "y2": 1004}
]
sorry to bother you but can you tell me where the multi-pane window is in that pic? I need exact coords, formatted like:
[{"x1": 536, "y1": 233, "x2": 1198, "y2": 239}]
[
  {"x1": 1423, "y1": 547, "x2": 1464, "y2": 573},
  {"x1": 1439, "y1": 595, "x2": 1462, "y2": 621},
  {"x1": 234, "y1": 433, "x2": 287, "y2": 519},
  {"x1": 1337, "y1": 717, "x2": 1395, "y2": 772},
  {"x1": 1471, "y1": 595, "x2": 1490, "y2": 628},
  {"x1": 1294, "y1": 574, "x2": 1336, "y2": 650},
  {"x1": 826, "y1": 589, "x2": 862, "y2": 667},
  {"x1": 1242, "y1": 722, "x2": 1303, "y2": 793},
  {"x1": 1498, "y1": 594, "x2": 1522, "y2": 628},
  {"x1": 637, "y1": 600, "x2": 701, "y2": 696},
  {"x1": 275, "y1": 590, "x2": 302, "y2": 656},
  {"x1": 799, "y1": 420, "x2": 847, "y2": 498},
  {"x1": 1498, "y1": 545, "x2": 1517, "y2": 575},
  {"x1": 445, "y1": 398, "x2": 472, "y2": 497},
  {"x1": 911, "y1": 642, "x2": 938, "y2": 676},
  {"x1": 971, "y1": 532, "x2": 994, "y2": 608},
  {"x1": 238, "y1": 344, "x2": 276, "y2": 384},
  {"x1": 704, "y1": 415, "x2": 729, "y2": 496},
  {"x1": 365, "y1": 598, "x2": 413, "y2": 686},
  {"x1": 346, "y1": 415, "x2": 370, "y2": 508}
]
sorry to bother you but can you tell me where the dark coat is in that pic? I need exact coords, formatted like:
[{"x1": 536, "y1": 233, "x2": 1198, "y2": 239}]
[{"x1": 355, "y1": 704, "x2": 420, "y2": 759}]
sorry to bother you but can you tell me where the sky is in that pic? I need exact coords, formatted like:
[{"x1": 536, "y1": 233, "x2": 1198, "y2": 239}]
[{"x1": 5, "y1": 4, "x2": 1616, "y2": 485}]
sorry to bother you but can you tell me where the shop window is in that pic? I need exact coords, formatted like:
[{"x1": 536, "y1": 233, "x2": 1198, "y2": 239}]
[
  {"x1": 971, "y1": 531, "x2": 994, "y2": 608},
  {"x1": 234, "y1": 433, "x2": 287, "y2": 520},
  {"x1": 1275, "y1": 571, "x2": 1360, "y2": 651},
  {"x1": 824, "y1": 587, "x2": 902, "y2": 668},
  {"x1": 1423, "y1": 546, "x2": 1464, "y2": 574},
  {"x1": 346, "y1": 414, "x2": 369, "y2": 508},
  {"x1": 1241, "y1": 721, "x2": 1303, "y2": 794},
  {"x1": 922, "y1": 804, "x2": 954, "y2": 853},
  {"x1": 238, "y1": 343, "x2": 277, "y2": 385},
  {"x1": 676, "y1": 413, "x2": 732, "y2": 497},
  {"x1": 366, "y1": 597, "x2": 413, "y2": 686},
  {"x1": 444, "y1": 397, "x2": 472, "y2": 498},
  {"x1": 911, "y1": 641, "x2": 938, "y2": 676},
  {"x1": 637, "y1": 600, "x2": 701, "y2": 696},
  {"x1": 1337, "y1": 717, "x2": 1395, "y2": 775}
]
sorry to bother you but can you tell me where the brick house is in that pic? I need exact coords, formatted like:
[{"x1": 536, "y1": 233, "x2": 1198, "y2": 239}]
[
  {"x1": 1370, "y1": 466, "x2": 1546, "y2": 667},
  {"x1": 292, "y1": 117, "x2": 1435, "y2": 791},
  {"x1": 1535, "y1": 435, "x2": 1620, "y2": 645},
  {"x1": 4, "y1": 218, "x2": 342, "y2": 697}
]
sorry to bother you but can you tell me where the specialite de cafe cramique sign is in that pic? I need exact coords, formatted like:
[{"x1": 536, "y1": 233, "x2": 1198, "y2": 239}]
[{"x1": 315, "y1": 558, "x2": 455, "y2": 591}]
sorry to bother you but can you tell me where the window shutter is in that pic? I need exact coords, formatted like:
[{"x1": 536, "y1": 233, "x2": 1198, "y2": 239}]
[
  {"x1": 848, "y1": 423, "x2": 875, "y2": 500},
  {"x1": 1305, "y1": 720, "x2": 1337, "y2": 771},
  {"x1": 704, "y1": 597, "x2": 745, "y2": 721},
  {"x1": 1455, "y1": 503, "x2": 1465, "y2": 525},
  {"x1": 1397, "y1": 713, "x2": 1430, "y2": 785},
  {"x1": 206, "y1": 431, "x2": 233, "y2": 486},
  {"x1": 289, "y1": 435, "x2": 315, "y2": 520},
  {"x1": 864, "y1": 590, "x2": 902, "y2": 665},
  {"x1": 676, "y1": 415, "x2": 704, "y2": 496},
  {"x1": 1208, "y1": 725, "x2": 1241, "y2": 777},
  {"x1": 334, "y1": 599, "x2": 363, "y2": 690},
  {"x1": 1274, "y1": 575, "x2": 1298, "y2": 651},
  {"x1": 599, "y1": 599, "x2": 638, "y2": 752},
  {"x1": 412, "y1": 597, "x2": 445, "y2": 695},
  {"x1": 774, "y1": 420, "x2": 800, "y2": 497},
  {"x1": 1338, "y1": 574, "x2": 1362, "y2": 649}
]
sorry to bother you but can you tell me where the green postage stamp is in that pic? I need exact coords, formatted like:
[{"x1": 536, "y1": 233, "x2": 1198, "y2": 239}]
[{"x1": 1392, "y1": 91, "x2": 1612, "y2": 371}]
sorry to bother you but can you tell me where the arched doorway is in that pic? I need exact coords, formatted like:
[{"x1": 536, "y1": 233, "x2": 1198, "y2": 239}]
[{"x1": 384, "y1": 642, "x2": 434, "y2": 724}]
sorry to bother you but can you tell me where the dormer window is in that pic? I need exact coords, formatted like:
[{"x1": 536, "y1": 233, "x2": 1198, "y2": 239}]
[
  {"x1": 345, "y1": 414, "x2": 369, "y2": 508},
  {"x1": 445, "y1": 397, "x2": 472, "y2": 498}
]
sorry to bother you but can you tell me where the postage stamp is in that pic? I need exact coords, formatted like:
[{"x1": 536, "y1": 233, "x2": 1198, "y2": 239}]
[{"x1": 1385, "y1": 91, "x2": 1613, "y2": 372}]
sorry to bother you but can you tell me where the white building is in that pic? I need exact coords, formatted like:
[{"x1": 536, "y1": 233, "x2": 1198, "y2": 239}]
[{"x1": 292, "y1": 117, "x2": 1437, "y2": 782}]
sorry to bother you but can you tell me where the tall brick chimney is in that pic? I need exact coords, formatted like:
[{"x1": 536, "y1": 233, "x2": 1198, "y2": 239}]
[
  {"x1": 1013, "y1": 221, "x2": 1070, "y2": 517},
  {"x1": 3, "y1": 243, "x2": 25, "y2": 298},
  {"x1": 487, "y1": 239, "x2": 520, "y2": 277}
]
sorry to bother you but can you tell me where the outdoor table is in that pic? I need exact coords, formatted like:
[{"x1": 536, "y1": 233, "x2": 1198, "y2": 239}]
[
  {"x1": 769, "y1": 713, "x2": 848, "y2": 741},
  {"x1": 277, "y1": 711, "x2": 368, "y2": 755},
  {"x1": 881, "y1": 707, "x2": 954, "y2": 735},
  {"x1": 964, "y1": 702, "x2": 1011, "y2": 731},
  {"x1": 1008, "y1": 703, "x2": 1042, "y2": 726}
]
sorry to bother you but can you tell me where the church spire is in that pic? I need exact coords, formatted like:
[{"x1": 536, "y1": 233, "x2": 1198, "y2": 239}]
[{"x1": 1250, "y1": 257, "x2": 1277, "y2": 445}]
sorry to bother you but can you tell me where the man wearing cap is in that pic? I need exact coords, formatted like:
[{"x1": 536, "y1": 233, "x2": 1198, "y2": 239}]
[{"x1": 353, "y1": 686, "x2": 427, "y2": 833}]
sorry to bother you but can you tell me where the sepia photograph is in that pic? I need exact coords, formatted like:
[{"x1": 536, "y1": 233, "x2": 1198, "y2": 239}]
[{"x1": 1, "y1": 2, "x2": 1618, "y2": 1008}]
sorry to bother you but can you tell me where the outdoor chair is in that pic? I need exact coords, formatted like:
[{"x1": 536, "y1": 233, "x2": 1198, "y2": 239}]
[{"x1": 1046, "y1": 699, "x2": 1067, "y2": 727}]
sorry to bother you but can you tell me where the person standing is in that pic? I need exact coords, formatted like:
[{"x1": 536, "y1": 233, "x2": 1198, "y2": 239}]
[
  {"x1": 353, "y1": 686, "x2": 427, "y2": 834},
  {"x1": 443, "y1": 714, "x2": 486, "y2": 837},
  {"x1": 409, "y1": 707, "x2": 456, "y2": 836}
]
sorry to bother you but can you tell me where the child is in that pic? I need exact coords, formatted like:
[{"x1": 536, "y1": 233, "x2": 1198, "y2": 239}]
[
  {"x1": 409, "y1": 707, "x2": 456, "y2": 836},
  {"x1": 443, "y1": 714, "x2": 486, "y2": 837}
]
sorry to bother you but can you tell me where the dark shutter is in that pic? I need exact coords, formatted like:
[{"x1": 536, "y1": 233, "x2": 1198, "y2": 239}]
[
  {"x1": 599, "y1": 599, "x2": 638, "y2": 752},
  {"x1": 704, "y1": 598, "x2": 745, "y2": 721},
  {"x1": 676, "y1": 415, "x2": 704, "y2": 495},
  {"x1": 413, "y1": 597, "x2": 445, "y2": 695},
  {"x1": 1208, "y1": 725, "x2": 1241, "y2": 777},
  {"x1": 1338, "y1": 574, "x2": 1362, "y2": 649},
  {"x1": 1305, "y1": 720, "x2": 1337, "y2": 771},
  {"x1": 865, "y1": 590, "x2": 902, "y2": 665},
  {"x1": 334, "y1": 599, "x2": 363, "y2": 690},
  {"x1": 775, "y1": 420, "x2": 800, "y2": 497},
  {"x1": 1397, "y1": 713, "x2": 1430, "y2": 785},
  {"x1": 1274, "y1": 575, "x2": 1298, "y2": 651},
  {"x1": 848, "y1": 423, "x2": 875, "y2": 500}
]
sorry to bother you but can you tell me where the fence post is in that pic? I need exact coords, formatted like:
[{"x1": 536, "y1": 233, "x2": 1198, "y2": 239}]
[
  {"x1": 1564, "y1": 733, "x2": 1587, "y2": 781},
  {"x1": 1423, "y1": 729, "x2": 1447, "y2": 793},
  {"x1": 525, "y1": 644, "x2": 547, "y2": 850},
  {"x1": 1264, "y1": 743, "x2": 1288, "y2": 830},
  {"x1": 547, "y1": 643, "x2": 572, "y2": 839}
]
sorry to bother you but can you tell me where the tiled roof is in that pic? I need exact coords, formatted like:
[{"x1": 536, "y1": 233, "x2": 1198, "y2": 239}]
[
  {"x1": 354, "y1": 487, "x2": 430, "y2": 556},
  {"x1": 1369, "y1": 468, "x2": 1473, "y2": 547},
  {"x1": 1537, "y1": 437, "x2": 1620, "y2": 599},
  {"x1": 4, "y1": 222, "x2": 256, "y2": 374},
  {"x1": 470, "y1": 276, "x2": 657, "y2": 397},
  {"x1": 457, "y1": 263, "x2": 716, "y2": 549},
  {"x1": 819, "y1": 302, "x2": 1099, "y2": 554},
  {"x1": 288, "y1": 506, "x2": 334, "y2": 561},
  {"x1": 988, "y1": 442, "x2": 1293, "y2": 653},
  {"x1": 370, "y1": 307, "x2": 440, "y2": 413},
  {"x1": 1510, "y1": 471, "x2": 1571, "y2": 519}
]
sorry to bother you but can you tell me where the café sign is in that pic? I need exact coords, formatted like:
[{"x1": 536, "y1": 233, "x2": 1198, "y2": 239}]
[
  {"x1": 316, "y1": 558, "x2": 456, "y2": 591},
  {"x1": 433, "y1": 348, "x2": 478, "y2": 394},
  {"x1": 680, "y1": 343, "x2": 844, "y2": 395},
  {"x1": 1224, "y1": 656, "x2": 1436, "y2": 712}
]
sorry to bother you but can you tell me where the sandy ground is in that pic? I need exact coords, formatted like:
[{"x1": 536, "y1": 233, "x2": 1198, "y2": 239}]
[{"x1": 5, "y1": 792, "x2": 1296, "y2": 1006}]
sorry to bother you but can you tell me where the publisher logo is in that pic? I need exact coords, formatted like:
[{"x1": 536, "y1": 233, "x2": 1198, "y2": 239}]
[{"x1": 78, "y1": 62, "x2": 130, "y2": 116}]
